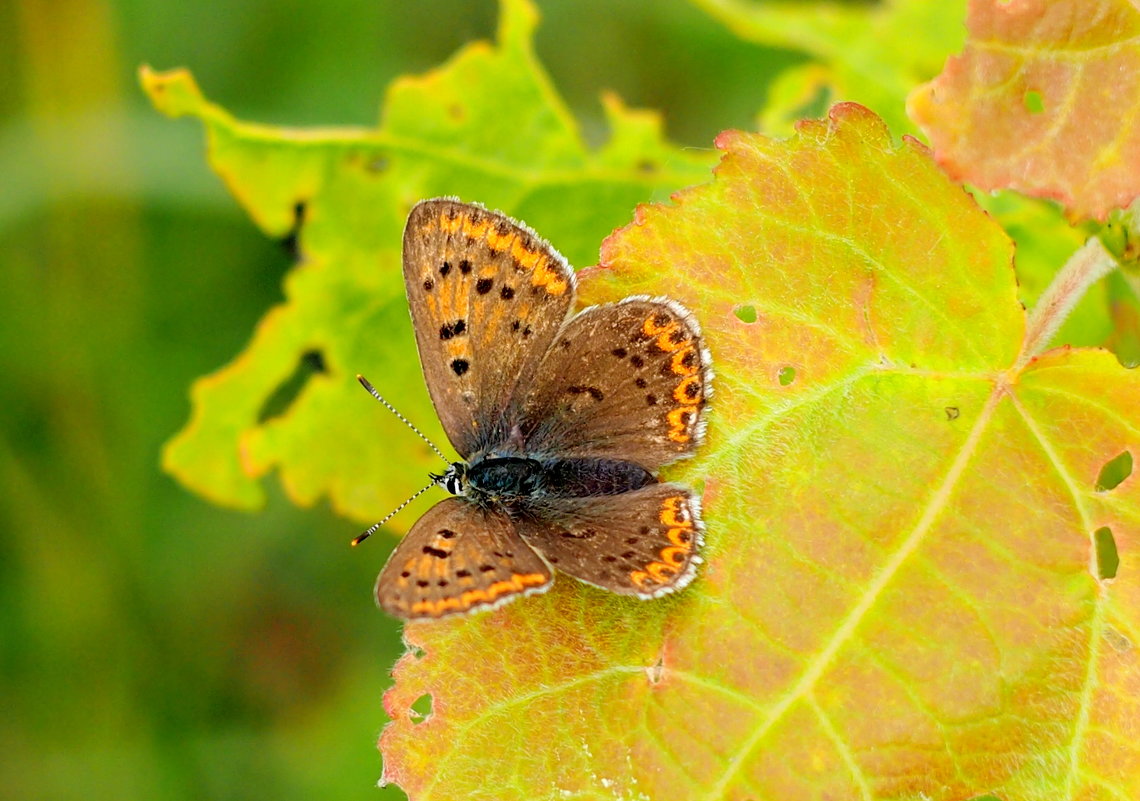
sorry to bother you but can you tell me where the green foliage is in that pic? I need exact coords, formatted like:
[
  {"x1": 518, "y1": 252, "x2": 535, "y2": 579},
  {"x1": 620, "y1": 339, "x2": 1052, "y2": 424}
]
[{"x1": 7, "y1": 0, "x2": 1140, "y2": 800}]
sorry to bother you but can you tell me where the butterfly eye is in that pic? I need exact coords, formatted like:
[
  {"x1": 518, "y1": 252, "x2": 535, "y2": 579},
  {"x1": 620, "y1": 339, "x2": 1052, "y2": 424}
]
[{"x1": 442, "y1": 463, "x2": 467, "y2": 496}]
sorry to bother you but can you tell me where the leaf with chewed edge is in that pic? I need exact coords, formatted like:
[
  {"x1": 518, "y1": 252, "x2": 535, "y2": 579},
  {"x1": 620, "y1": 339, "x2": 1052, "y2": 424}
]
[
  {"x1": 909, "y1": 0, "x2": 1140, "y2": 221},
  {"x1": 381, "y1": 104, "x2": 1140, "y2": 801},
  {"x1": 145, "y1": 0, "x2": 714, "y2": 517}
]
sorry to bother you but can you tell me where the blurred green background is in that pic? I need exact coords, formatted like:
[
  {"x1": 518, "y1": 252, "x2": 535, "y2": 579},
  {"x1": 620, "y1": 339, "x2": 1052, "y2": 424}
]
[{"x1": 0, "y1": 2, "x2": 798, "y2": 798}]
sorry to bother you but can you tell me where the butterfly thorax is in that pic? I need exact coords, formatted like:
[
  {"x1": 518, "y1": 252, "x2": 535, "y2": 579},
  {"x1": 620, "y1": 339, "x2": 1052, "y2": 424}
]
[{"x1": 444, "y1": 455, "x2": 657, "y2": 507}]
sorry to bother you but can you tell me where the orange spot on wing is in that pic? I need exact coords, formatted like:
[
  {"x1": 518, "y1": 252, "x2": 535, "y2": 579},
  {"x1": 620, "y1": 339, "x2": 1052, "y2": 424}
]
[
  {"x1": 531, "y1": 259, "x2": 569, "y2": 295},
  {"x1": 646, "y1": 562, "x2": 678, "y2": 582},
  {"x1": 643, "y1": 315, "x2": 673, "y2": 337},
  {"x1": 673, "y1": 375, "x2": 702, "y2": 403},
  {"x1": 483, "y1": 306, "x2": 507, "y2": 344},
  {"x1": 660, "y1": 496, "x2": 692, "y2": 528},
  {"x1": 671, "y1": 346, "x2": 698, "y2": 376},
  {"x1": 462, "y1": 217, "x2": 490, "y2": 241},
  {"x1": 439, "y1": 214, "x2": 462, "y2": 234},
  {"x1": 409, "y1": 571, "x2": 548, "y2": 617},
  {"x1": 660, "y1": 546, "x2": 689, "y2": 567},
  {"x1": 666, "y1": 407, "x2": 695, "y2": 443},
  {"x1": 486, "y1": 229, "x2": 516, "y2": 253},
  {"x1": 667, "y1": 527, "x2": 693, "y2": 547},
  {"x1": 511, "y1": 238, "x2": 543, "y2": 270}
]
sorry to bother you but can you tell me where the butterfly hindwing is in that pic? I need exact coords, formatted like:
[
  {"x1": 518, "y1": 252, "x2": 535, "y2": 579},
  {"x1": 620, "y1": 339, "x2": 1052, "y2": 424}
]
[
  {"x1": 517, "y1": 297, "x2": 711, "y2": 470},
  {"x1": 402, "y1": 199, "x2": 577, "y2": 458},
  {"x1": 375, "y1": 497, "x2": 553, "y2": 619},
  {"x1": 517, "y1": 483, "x2": 704, "y2": 598}
]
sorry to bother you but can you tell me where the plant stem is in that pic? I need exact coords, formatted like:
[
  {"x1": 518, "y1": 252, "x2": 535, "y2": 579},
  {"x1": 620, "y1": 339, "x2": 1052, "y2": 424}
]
[{"x1": 1017, "y1": 237, "x2": 1119, "y2": 368}]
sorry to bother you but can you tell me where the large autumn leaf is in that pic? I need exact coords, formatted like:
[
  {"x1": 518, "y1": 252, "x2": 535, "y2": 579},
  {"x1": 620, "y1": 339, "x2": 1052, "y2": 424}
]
[
  {"x1": 144, "y1": 0, "x2": 714, "y2": 518},
  {"x1": 381, "y1": 105, "x2": 1140, "y2": 800},
  {"x1": 909, "y1": 0, "x2": 1140, "y2": 222}
]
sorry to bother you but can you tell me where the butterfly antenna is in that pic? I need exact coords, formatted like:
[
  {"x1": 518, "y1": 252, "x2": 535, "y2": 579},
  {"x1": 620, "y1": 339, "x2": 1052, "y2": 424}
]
[
  {"x1": 356, "y1": 374, "x2": 450, "y2": 463},
  {"x1": 350, "y1": 480, "x2": 438, "y2": 546}
]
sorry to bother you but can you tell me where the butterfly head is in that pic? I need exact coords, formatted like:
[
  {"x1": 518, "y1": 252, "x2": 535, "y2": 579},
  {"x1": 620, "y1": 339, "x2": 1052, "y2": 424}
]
[{"x1": 431, "y1": 462, "x2": 468, "y2": 496}]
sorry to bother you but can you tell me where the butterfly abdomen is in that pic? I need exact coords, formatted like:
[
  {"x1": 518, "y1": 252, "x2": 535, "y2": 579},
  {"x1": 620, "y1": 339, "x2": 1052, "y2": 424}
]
[{"x1": 539, "y1": 458, "x2": 655, "y2": 497}]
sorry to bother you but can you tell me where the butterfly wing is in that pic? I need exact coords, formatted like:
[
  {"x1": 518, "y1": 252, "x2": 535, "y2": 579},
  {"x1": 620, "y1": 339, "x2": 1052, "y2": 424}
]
[
  {"x1": 375, "y1": 497, "x2": 553, "y2": 619},
  {"x1": 517, "y1": 483, "x2": 704, "y2": 598},
  {"x1": 402, "y1": 199, "x2": 577, "y2": 459},
  {"x1": 517, "y1": 297, "x2": 711, "y2": 470}
]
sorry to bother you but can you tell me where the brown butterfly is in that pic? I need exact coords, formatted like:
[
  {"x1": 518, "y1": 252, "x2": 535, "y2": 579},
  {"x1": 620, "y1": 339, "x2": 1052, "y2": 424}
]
[{"x1": 358, "y1": 199, "x2": 711, "y2": 619}]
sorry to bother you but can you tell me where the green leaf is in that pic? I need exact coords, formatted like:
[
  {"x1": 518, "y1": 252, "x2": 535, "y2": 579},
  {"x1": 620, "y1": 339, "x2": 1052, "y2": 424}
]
[
  {"x1": 144, "y1": 0, "x2": 715, "y2": 516},
  {"x1": 381, "y1": 107, "x2": 1140, "y2": 801},
  {"x1": 692, "y1": 0, "x2": 968, "y2": 137}
]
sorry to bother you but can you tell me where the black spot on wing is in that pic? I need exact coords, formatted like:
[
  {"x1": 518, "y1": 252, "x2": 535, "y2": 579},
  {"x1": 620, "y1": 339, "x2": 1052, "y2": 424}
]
[
  {"x1": 567, "y1": 385, "x2": 604, "y2": 401},
  {"x1": 439, "y1": 319, "x2": 467, "y2": 340}
]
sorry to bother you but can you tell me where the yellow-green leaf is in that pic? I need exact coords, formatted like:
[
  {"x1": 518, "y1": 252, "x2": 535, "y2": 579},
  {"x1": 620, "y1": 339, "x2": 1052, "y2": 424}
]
[{"x1": 381, "y1": 106, "x2": 1140, "y2": 801}]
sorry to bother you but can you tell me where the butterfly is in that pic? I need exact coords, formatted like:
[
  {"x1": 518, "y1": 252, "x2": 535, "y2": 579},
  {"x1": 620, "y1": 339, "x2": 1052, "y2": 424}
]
[{"x1": 363, "y1": 199, "x2": 711, "y2": 619}]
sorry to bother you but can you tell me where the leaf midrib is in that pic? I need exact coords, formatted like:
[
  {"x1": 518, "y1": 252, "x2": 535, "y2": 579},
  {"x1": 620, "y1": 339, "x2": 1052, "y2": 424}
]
[{"x1": 701, "y1": 378, "x2": 1004, "y2": 800}]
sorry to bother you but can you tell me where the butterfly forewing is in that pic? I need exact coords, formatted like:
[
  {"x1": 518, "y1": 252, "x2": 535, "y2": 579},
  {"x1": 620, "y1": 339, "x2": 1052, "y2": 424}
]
[
  {"x1": 517, "y1": 484, "x2": 704, "y2": 598},
  {"x1": 375, "y1": 498, "x2": 553, "y2": 619},
  {"x1": 518, "y1": 298, "x2": 710, "y2": 470},
  {"x1": 402, "y1": 199, "x2": 577, "y2": 458}
]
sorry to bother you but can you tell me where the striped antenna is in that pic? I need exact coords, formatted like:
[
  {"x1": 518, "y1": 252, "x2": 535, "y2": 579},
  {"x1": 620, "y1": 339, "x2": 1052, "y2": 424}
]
[
  {"x1": 356, "y1": 374, "x2": 449, "y2": 463},
  {"x1": 352, "y1": 374, "x2": 451, "y2": 546},
  {"x1": 351, "y1": 479, "x2": 438, "y2": 546}
]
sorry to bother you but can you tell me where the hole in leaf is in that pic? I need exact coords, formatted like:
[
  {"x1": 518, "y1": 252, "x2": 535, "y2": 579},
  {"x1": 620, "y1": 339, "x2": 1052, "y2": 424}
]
[
  {"x1": 646, "y1": 655, "x2": 664, "y2": 685},
  {"x1": 1096, "y1": 450, "x2": 1132, "y2": 491},
  {"x1": 1105, "y1": 625, "x2": 1133, "y2": 652},
  {"x1": 945, "y1": 406, "x2": 960, "y2": 421},
  {"x1": 409, "y1": 693, "x2": 433, "y2": 724},
  {"x1": 409, "y1": 645, "x2": 426, "y2": 660},
  {"x1": 778, "y1": 366, "x2": 796, "y2": 386},
  {"x1": 967, "y1": 795, "x2": 1004, "y2": 801},
  {"x1": 1094, "y1": 526, "x2": 1119, "y2": 580},
  {"x1": 279, "y1": 200, "x2": 307, "y2": 259},
  {"x1": 1023, "y1": 89, "x2": 1044, "y2": 113},
  {"x1": 733, "y1": 304, "x2": 757, "y2": 324},
  {"x1": 257, "y1": 350, "x2": 327, "y2": 423}
]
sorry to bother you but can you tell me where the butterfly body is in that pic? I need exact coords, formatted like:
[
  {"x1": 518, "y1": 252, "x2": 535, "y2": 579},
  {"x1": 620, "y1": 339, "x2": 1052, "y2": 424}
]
[
  {"x1": 371, "y1": 199, "x2": 711, "y2": 619},
  {"x1": 444, "y1": 455, "x2": 657, "y2": 506}
]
